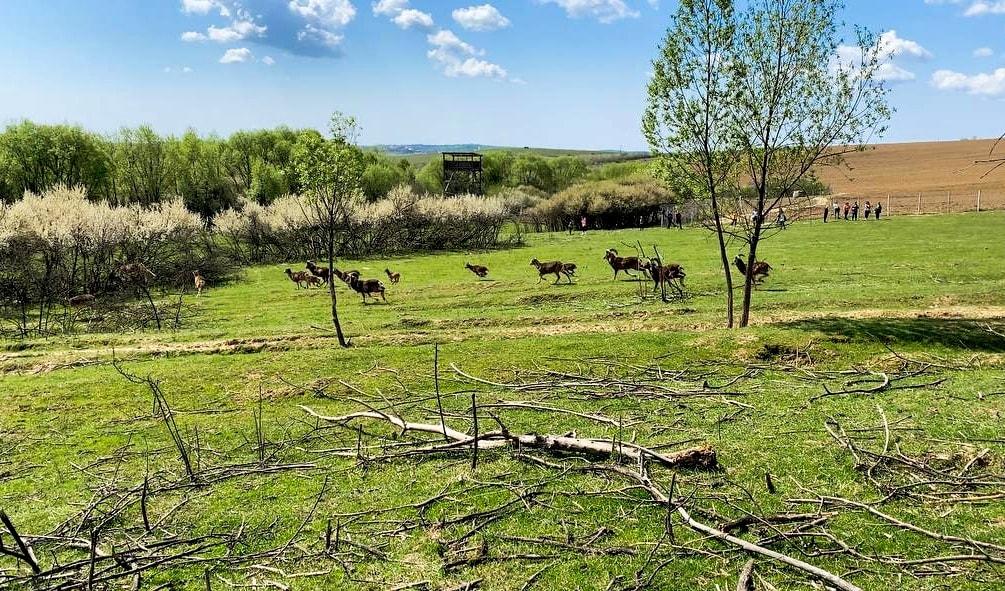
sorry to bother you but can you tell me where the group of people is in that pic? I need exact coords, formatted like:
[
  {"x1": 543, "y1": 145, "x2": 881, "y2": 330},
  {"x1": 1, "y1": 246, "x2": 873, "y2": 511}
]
[{"x1": 824, "y1": 199, "x2": 882, "y2": 222}]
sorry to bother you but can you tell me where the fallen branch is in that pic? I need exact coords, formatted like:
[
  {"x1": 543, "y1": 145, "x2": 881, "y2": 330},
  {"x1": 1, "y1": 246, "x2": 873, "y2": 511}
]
[{"x1": 298, "y1": 405, "x2": 717, "y2": 469}]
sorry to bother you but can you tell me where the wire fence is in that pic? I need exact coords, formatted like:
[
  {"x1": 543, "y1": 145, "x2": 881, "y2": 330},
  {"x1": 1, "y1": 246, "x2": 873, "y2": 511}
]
[
  {"x1": 875, "y1": 189, "x2": 1002, "y2": 215},
  {"x1": 779, "y1": 189, "x2": 1003, "y2": 223}
]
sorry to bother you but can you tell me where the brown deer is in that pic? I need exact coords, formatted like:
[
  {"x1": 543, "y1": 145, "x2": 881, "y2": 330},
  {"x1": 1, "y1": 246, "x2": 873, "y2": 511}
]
[
  {"x1": 285, "y1": 268, "x2": 312, "y2": 289},
  {"x1": 734, "y1": 254, "x2": 772, "y2": 284},
  {"x1": 384, "y1": 268, "x2": 400, "y2": 284},
  {"x1": 305, "y1": 260, "x2": 331, "y2": 284},
  {"x1": 647, "y1": 261, "x2": 686, "y2": 294},
  {"x1": 604, "y1": 249, "x2": 647, "y2": 279},
  {"x1": 118, "y1": 262, "x2": 156, "y2": 285},
  {"x1": 333, "y1": 267, "x2": 360, "y2": 285},
  {"x1": 465, "y1": 262, "x2": 489, "y2": 278},
  {"x1": 193, "y1": 270, "x2": 206, "y2": 296},
  {"x1": 530, "y1": 258, "x2": 575, "y2": 284},
  {"x1": 68, "y1": 293, "x2": 96, "y2": 308},
  {"x1": 347, "y1": 274, "x2": 386, "y2": 303}
]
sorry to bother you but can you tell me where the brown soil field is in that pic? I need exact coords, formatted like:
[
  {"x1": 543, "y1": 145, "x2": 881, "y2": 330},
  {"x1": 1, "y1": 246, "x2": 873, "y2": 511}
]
[{"x1": 814, "y1": 139, "x2": 1005, "y2": 211}]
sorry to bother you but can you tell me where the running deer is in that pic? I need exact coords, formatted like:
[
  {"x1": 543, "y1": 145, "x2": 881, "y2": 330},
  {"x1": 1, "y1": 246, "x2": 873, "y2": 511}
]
[{"x1": 530, "y1": 258, "x2": 576, "y2": 284}]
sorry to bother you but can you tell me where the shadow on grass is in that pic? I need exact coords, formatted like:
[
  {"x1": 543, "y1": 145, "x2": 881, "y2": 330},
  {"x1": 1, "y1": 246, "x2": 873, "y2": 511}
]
[{"x1": 785, "y1": 316, "x2": 1005, "y2": 352}]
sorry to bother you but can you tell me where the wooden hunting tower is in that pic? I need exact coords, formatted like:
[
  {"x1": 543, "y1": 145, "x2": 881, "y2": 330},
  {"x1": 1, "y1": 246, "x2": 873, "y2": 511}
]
[{"x1": 442, "y1": 152, "x2": 484, "y2": 196}]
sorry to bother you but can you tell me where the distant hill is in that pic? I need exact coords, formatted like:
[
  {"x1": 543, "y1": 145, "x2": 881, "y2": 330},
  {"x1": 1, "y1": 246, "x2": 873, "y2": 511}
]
[
  {"x1": 370, "y1": 144, "x2": 496, "y2": 156},
  {"x1": 371, "y1": 144, "x2": 651, "y2": 168}
]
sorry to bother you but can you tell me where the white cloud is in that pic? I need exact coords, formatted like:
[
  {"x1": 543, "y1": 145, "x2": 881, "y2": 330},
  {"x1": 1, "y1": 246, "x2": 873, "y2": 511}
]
[
  {"x1": 219, "y1": 48, "x2": 254, "y2": 63},
  {"x1": 834, "y1": 30, "x2": 930, "y2": 83},
  {"x1": 372, "y1": 0, "x2": 409, "y2": 16},
  {"x1": 974, "y1": 47, "x2": 995, "y2": 57},
  {"x1": 452, "y1": 4, "x2": 510, "y2": 31},
  {"x1": 297, "y1": 23, "x2": 345, "y2": 47},
  {"x1": 288, "y1": 0, "x2": 357, "y2": 27},
  {"x1": 262, "y1": 56, "x2": 276, "y2": 65},
  {"x1": 964, "y1": 1, "x2": 1005, "y2": 15},
  {"x1": 207, "y1": 19, "x2": 266, "y2": 42},
  {"x1": 163, "y1": 66, "x2": 173, "y2": 73},
  {"x1": 425, "y1": 28, "x2": 508, "y2": 79},
  {"x1": 875, "y1": 63, "x2": 916, "y2": 82},
  {"x1": 181, "y1": 31, "x2": 206, "y2": 42},
  {"x1": 877, "y1": 30, "x2": 932, "y2": 59},
  {"x1": 393, "y1": 8, "x2": 434, "y2": 29},
  {"x1": 182, "y1": 66, "x2": 193, "y2": 73},
  {"x1": 448, "y1": 57, "x2": 507, "y2": 78},
  {"x1": 427, "y1": 29, "x2": 479, "y2": 55},
  {"x1": 181, "y1": 0, "x2": 228, "y2": 16},
  {"x1": 540, "y1": 0, "x2": 639, "y2": 23},
  {"x1": 932, "y1": 67, "x2": 1005, "y2": 95}
]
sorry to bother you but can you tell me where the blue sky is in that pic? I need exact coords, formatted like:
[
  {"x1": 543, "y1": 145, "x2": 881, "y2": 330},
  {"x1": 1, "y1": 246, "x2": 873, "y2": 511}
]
[{"x1": 1, "y1": 0, "x2": 1003, "y2": 149}]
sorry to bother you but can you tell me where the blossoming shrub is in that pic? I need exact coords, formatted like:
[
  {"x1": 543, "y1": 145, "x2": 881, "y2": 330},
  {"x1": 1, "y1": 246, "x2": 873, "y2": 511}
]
[
  {"x1": 0, "y1": 186, "x2": 232, "y2": 336},
  {"x1": 213, "y1": 185, "x2": 518, "y2": 263}
]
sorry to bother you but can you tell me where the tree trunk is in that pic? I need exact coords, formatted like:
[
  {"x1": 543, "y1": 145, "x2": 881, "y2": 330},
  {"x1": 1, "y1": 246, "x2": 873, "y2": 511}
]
[
  {"x1": 739, "y1": 230, "x2": 761, "y2": 328},
  {"x1": 710, "y1": 194, "x2": 734, "y2": 328},
  {"x1": 327, "y1": 246, "x2": 349, "y2": 348}
]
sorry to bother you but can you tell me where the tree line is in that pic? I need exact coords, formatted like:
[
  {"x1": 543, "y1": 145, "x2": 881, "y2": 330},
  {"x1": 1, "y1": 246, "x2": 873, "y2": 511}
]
[{"x1": 0, "y1": 121, "x2": 601, "y2": 217}]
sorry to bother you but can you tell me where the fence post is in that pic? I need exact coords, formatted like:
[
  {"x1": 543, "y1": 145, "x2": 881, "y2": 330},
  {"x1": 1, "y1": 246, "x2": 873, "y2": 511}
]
[
  {"x1": 977, "y1": 189, "x2": 982, "y2": 212},
  {"x1": 917, "y1": 192, "x2": 922, "y2": 215},
  {"x1": 947, "y1": 190, "x2": 951, "y2": 213},
  {"x1": 887, "y1": 194, "x2": 891, "y2": 216}
]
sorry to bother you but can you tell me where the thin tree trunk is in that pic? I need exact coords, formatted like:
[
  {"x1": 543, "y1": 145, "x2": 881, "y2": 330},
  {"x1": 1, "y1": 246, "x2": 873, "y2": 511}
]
[
  {"x1": 327, "y1": 244, "x2": 349, "y2": 348},
  {"x1": 710, "y1": 193, "x2": 734, "y2": 328},
  {"x1": 740, "y1": 229, "x2": 761, "y2": 328}
]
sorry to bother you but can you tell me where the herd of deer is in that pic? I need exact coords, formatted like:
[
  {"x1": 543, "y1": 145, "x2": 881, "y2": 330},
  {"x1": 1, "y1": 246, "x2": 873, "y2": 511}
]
[
  {"x1": 283, "y1": 260, "x2": 390, "y2": 303},
  {"x1": 280, "y1": 247, "x2": 772, "y2": 304},
  {"x1": 69, "y1": 247, "x2": 772, "y2": 310}
]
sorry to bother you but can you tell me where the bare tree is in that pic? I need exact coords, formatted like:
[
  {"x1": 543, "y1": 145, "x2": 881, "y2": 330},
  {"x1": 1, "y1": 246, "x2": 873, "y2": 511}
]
[
  {"x1": 292, "y1": 113, "x2": 364, "y2": 348},
  {"x1": 728, "y1": 0, "x2": 891, "y2": 327},
  {"x1": 976, "y1": 132, "x2": 1005, "y2": 178},
  {"x1": 644, "y1": 0, "x2": 740, "y2": 327}
]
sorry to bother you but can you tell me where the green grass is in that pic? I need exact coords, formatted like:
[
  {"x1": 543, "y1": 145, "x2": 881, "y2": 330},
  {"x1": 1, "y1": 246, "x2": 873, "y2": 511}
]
[{"x1": 1, "y1": 213, "x2": 1004, "y2": 590}]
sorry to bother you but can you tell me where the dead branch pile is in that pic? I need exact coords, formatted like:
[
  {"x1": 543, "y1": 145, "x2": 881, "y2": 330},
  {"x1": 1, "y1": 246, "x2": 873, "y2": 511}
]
[{"x1": 2, "y1": 353, "x2": 1001, "y2": 590}]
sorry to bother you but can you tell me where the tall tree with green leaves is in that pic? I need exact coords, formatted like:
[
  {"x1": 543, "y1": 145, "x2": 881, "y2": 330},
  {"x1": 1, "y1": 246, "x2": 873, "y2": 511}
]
[
  {"x1": 292, "y1": 113, "x2": 364, "y2": 348},
  {"x1": 645, "y1": 0, "x2": 890, "y2": 328},
  {"x1": 644, "y1": 0, "x2": 739, "y2": 327},
  {"x1": 729, "y1": 0, "x2": 890, "y2": 327}
]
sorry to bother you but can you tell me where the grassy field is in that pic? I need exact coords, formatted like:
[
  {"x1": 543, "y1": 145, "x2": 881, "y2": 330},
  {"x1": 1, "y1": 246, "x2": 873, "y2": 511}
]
[{"x1": 2, "y1": 213, "x2": 1004, "y2": 590}]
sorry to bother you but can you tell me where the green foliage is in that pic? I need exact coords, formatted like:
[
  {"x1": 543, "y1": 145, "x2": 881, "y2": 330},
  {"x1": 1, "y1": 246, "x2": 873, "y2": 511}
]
[
  {"x1": 249, "y1": 161, "x2": 289, "y2": 205},
  {"x1": 528, "y1": 175, "x2": 674, "y2": 230},
  {"x1": 292, "y1": 113, "x2": 365, "y2": 259},
  {"x1": 361, "y1": 154, "x2": 413, "y2": 201},
  {"x1": 0, "y1": 121, "x2": 113, "y2": 200},
  {"x1": 169, "y1": 131, "x2": 238, "y2": 218},
  {"x1": 644, "y1": 0, "x2": 891, "y2": 326},
  {"x1": 0, "y1": 122, "x2": 316, "y2": 216},
  {"x1": 417, "y1": 158, "x2": 444, "y2": 194},
  {"x1": 588, "y1": 159, "x2": 653, "y2": 182},
  {"x1": 482, "y1": 151, "x2": 514, "y2": 187},
  {"x1": 114, "y1": 125, "x2": 172, "y2": 206}
]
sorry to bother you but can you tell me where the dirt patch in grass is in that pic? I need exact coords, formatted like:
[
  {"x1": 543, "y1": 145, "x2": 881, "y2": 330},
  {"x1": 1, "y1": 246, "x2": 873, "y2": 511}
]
[
  {"x1": 516, "y1": 292, "x2": 581, "y2": 305},
  {"x1": 10, "y1": 305, "x2": 1005, "y2": 375}
]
